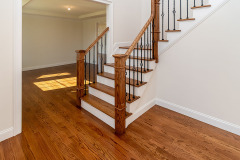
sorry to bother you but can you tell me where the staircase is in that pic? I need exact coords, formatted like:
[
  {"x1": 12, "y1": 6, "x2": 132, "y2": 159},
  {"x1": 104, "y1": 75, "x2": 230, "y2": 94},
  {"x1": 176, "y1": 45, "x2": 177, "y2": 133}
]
[{"x1": 76, "y1": 0, "x2": 213, "y2": 135}]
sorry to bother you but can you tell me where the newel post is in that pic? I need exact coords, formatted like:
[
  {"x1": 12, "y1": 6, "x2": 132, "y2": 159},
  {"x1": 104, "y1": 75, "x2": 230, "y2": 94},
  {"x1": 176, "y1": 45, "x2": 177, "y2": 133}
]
[
  {"x1": 113, "y1": 54, "x2": 128, "y2": 135},
  {"x1": 154, "y1": 0, "x2": 160, "y2": 63},
  {"x1": 76, "y1": 50, "x2": 86, "y2": 108}
]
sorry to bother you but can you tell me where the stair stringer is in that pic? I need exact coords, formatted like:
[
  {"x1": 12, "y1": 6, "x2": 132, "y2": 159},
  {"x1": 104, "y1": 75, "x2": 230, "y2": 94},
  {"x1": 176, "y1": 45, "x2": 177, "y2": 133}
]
[{"x1": 158, "y1": 0, "x2": 230, "y2": 56}]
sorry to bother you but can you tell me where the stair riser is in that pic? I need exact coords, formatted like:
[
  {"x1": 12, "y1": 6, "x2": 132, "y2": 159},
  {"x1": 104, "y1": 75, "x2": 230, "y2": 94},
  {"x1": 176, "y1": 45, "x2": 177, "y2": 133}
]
[
  {"x1": 104, "y1": 65, "x2": 153, "y2": 82},
  {"x1": 81, "y1": 100, "x2": 115, "y2": 128},
  {"x1": 119, "y1": 49, "x2": 153, "y2": 58},
  {"x1": 88, "y1": 86, "x2": 132, "y2": 113},
  {"x1": 126, "y1": 59, "x2": 156, "y2": 69},
  {"x1": 97, "y1": 75, "x2": 145, "y2": 96}
]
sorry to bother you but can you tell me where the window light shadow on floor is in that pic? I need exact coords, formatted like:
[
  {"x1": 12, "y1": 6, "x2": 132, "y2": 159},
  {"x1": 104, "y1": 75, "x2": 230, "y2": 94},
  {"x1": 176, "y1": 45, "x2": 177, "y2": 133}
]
[{"x1": 34, "y1": 77, "x2": 92, "y2": 91}]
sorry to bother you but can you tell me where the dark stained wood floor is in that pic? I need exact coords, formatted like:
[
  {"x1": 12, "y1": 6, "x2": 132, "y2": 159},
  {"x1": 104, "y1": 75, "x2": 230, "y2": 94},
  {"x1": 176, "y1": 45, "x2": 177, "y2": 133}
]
[{"x1": 0, "y1": 64, "x2": 240, "y2": 160}]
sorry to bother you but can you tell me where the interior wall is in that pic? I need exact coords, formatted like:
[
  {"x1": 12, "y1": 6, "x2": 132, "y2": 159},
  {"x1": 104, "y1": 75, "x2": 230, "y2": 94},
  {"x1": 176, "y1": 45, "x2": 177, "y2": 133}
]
[
  {"x1": 0, "y1": 0, "x2": 14, "y2": 133},
  {"x1": 156, "y1": 0, "x2": 240, "y2": 127},
  {"x1": 22, "y1": 14, "x2": 82, "y2": 70}
]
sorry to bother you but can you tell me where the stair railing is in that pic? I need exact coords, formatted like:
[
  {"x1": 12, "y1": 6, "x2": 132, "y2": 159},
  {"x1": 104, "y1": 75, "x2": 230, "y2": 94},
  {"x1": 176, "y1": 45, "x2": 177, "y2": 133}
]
[
  {"x1": 114, "y1": 0, "x2": 160, "y2": 135},
  {"x1": 76, "y1": 27, "x2": 109, "y2": 107}
]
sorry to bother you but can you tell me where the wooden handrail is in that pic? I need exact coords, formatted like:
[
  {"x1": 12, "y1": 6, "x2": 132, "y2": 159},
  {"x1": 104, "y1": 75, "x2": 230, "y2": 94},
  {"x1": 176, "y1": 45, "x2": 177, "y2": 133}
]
[
  {"x1": 76, "y1": 27, "x2": 109, "y2": 55},
  {"x1": 124, "y1": 0, "x2": 156, "y2": 60}
]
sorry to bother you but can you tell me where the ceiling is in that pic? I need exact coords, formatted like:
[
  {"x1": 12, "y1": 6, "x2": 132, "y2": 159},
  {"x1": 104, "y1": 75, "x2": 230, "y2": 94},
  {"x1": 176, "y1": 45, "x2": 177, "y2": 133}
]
[{"x1": 23, "y1": 0, "x2": 106, "y2": 20}]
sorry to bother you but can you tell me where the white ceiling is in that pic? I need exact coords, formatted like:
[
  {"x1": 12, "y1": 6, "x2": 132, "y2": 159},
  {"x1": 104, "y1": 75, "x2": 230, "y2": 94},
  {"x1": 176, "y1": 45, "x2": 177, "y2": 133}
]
[{"x1": 23, "y1": 0, "x2": 106, "y2": 20}]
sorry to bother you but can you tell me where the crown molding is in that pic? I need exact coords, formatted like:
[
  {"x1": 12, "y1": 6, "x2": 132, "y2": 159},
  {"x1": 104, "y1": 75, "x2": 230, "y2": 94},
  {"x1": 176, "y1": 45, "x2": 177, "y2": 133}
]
[
  {"x1": 22, "y1": 0, "x2": 32, "y2": 7},
  {"x1": 78, "y1": 10, "x2": 106, "y2": 20},
  {"x1": 92, "y1": 0, "x2": 112, "y2": 5}
]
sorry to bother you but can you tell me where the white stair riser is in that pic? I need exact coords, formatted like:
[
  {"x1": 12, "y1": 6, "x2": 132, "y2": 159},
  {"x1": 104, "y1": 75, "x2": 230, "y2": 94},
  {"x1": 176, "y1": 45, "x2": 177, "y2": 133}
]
[
  {"x1": 81, "y1": 100, "x2": 115, "y2": 129},
  {"x1": 104, "y1": 65, "x2": 153, "y2": 82},
  {"x1": 118, "y1": 49, "x2": 153, "y2": 58},
  {"x1": 97, "y1": 75, "x2": 145, "y2": 96},
  {"x1": 126, "y1": 59, "x2": 156, "y2": 69}
]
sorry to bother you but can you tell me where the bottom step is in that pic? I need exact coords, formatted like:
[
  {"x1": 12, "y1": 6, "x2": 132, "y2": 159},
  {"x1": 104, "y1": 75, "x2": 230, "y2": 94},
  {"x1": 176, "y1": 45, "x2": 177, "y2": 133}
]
[{"x1": 81, "y1": 94, "x2": 132, "y2": 128}]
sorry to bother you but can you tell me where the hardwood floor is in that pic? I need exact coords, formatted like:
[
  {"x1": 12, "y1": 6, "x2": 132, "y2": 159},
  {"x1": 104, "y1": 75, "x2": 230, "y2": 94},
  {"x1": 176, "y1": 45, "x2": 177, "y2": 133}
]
[{"x1": 0, "y1": 64, "x2": 240, "y2": 159}]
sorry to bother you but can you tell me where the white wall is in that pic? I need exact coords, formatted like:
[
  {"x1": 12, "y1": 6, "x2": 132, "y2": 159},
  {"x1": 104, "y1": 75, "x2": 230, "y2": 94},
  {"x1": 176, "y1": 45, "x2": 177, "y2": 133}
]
[
  {"x1": 22, "y1": 14, "x2": 82, "y2": 70},
  {"x1": 0, "y1": 0, "x2": 14, "y2": 138},
  {"x1": 156, "y1": 0, "x2": 240, "y2": 129}
]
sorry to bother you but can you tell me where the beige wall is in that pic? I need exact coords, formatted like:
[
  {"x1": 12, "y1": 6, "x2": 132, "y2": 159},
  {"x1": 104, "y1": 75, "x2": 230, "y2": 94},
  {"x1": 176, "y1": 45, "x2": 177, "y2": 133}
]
[
  {"x1": 22, "y1": 14, "x2": 83, "y2": 70},
  {"x1": 156, "y1": 0, "x2": 240, "y2": 126},
  {"x1": 0, "y1": 1, "x2": 14, "y2": 131}
]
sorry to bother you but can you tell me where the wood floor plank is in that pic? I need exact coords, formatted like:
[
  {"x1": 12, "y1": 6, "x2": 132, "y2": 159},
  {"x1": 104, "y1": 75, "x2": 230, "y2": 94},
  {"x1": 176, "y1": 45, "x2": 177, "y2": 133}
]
[{"x1": 0, "y1": 64, "x2": 239, "y2": 159}]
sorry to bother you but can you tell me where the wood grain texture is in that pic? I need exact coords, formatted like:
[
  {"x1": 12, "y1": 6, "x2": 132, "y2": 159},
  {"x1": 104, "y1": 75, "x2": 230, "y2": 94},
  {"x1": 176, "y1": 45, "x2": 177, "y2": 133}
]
[
  {"x1": 154, "y1": 0, "x2": 160, "y2": 63},
  {"x1": 166, "y1": 30, "x2": 181, "y2": 32},
  {"x1": 158, "y1": 40, "x2": 169, "y2": 42},
  {"x1": 113, "y1": 54, "x2": 128, "y2": 135},
  {"x1": 0, "y1": 64, "x2": 240, "y2": 159},
  {"x1": 191, "y1": 5, "x2": 211, "y2": 9},
  {"x1": 76, "y1": 51, "x2": 85, "y2": 107},
  {"x1": 177, "y1": 18, "x2": 196, "y2": 21}
]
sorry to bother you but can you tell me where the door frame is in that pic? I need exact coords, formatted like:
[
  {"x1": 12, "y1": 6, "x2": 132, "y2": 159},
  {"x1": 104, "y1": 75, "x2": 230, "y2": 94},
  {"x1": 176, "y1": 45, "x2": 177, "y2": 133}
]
[{"x1": 13, "y1": 0, "x2": 113, "y2": 136}]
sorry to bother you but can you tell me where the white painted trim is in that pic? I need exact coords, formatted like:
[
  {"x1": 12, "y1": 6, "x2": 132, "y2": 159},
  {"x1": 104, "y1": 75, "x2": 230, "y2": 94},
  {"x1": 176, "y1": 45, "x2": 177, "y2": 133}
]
[
  {"x1": 106, "y1": 2, "x2": 114, "y2": 63},
  {"x1": 159, "y1": 0, "x2": 231, "y2": 56},
  {"x1": 13, "y1": 0, "x2": 22, "y2": 136},
  {"x1": 126, "y1": 99, "x2": 156, "y2": 127},
  {"x1": 22, "y1": 61, "x2": 76, "y2": 71},
  {"x1": 78, "y1": 10, "x2": 106, "y2": 20},
  {"x1": 0, "y1": 127, "x2": 14, "y2": 142},
  {"x1": 156, "y1": 98, "x2": 240, "y2": 136},
  {"x1": 92, "y1": 0, "x2": 112, "y2": 5}
]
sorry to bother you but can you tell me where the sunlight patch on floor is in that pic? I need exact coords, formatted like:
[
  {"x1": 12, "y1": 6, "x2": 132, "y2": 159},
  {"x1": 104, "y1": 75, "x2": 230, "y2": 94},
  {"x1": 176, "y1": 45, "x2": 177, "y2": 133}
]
[{"x1": 34, "y1": 77, "x2": 92, "y2": 91}]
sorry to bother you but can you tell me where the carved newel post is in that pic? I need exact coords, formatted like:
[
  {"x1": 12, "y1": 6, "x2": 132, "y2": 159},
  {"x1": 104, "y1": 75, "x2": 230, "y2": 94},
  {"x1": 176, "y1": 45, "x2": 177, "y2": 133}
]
[
  {"x1": 113, "y1": 54, "x2": 128, "y2": 135},
  {"x1": 76, "y1": 50, "x2": 86, "y2": 108}
]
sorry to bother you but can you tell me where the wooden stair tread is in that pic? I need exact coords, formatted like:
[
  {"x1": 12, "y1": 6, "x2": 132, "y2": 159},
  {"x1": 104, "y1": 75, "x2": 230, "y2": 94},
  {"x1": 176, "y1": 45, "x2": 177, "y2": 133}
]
[
  {"x1": 81, "y1": 94, "x2": 132, "y2": 118},
  {"x1": 159, "y1": 40, "x2": 169, "y2": 42},
  {"x1": 90, "y1": 82, "x2": 140, "y2": 103},
  {"x1": 98, "y1": 72, "x2": 147, "y2": 87},
  {"x1": 191, "y1": 5, "x2": 211, "y2": 9},
  {"x1": 177, "y1": 18, "x2": 195, "y2": 21},
  {"x1": 105, "y1": 63, "x2": 153, "y2": 73},
  {"x1": 128, "y1": 56, "x2": 155, "y2": 61},
  {"x1": 166, "y1": 30, "x2": 181, "y2": 32},
  {"x1": 119, "y1": 46, "x2": 152, "y2": 50}
]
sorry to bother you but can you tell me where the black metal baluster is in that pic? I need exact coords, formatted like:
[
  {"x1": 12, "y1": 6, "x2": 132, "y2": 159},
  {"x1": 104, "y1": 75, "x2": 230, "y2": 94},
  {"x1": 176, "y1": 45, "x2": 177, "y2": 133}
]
[
  {"x1": 194, "y1": 0, "x2": 196, "y2": 7},
  {"x1": 147, "y1": 26, "x2": 149, "y2": 71},
  {"x1": 97, "y1": 41, "x2": 99, "y2": 74},
  {"x1": 187, "y1": 0, "x2": 189, "y2": 19},
  {"x1": 144, "y1": 32, "x2": 146, "y2": 72},
  {"x1": 173, "y1": 0, "x2": 176, "y2": 30},
  {"x1": 140, "y1": 37, "x2": 143, "y2": 84},
  {"x1": 89, "y1": 51, "x2": 91, "y2": 85},
  {"x1": 152, "y1": 21, "x2": 155, "y2": 59},
  {"x1": 201, "y1": 0, "x2": 204, "y2": 6},
  {"x1": 168, "y1": 0, "x2": 170, "y2": 31},
  {"x1": 150, "y1": 22, "x2": 152, "y2": 60},
  {"x1": 93, "y1": 46, "x2": 96, "y2": 83},
  {"x1": 104, "y1": 34, "x2": 107, "y2": 64},
  {"x1": 180, "y1": 0, "x2": 182, "y2": 19},
  {"x1": 133, "y1": 49, "x2": 135, "y2": 99},
  {"x1": 161, "y1": 0, "x2": 165, "y2": 40},
  {"x1": 128, "y1": 50, "x2": 131, "y2": 101},
  {"x1": 136, "y1": 43, "x2": 139, "y2": 86},
  {"x1": 101, "y1": 37, "x2": 103, "y2": 73},
  {"x1": 84, "y1": 55, "x2": 87, "y2": 95}
]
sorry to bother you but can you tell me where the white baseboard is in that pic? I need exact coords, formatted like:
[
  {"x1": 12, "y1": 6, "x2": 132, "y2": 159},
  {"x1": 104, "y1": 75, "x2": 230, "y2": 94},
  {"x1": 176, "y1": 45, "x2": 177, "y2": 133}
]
[
  {"x1": 22, "y1": 61, "x2": 76, "y2": 71},
  {"x1": 0, "y1": 127, "x2": 14, "y2": 142},
  {"x1": 156, "y1": 98, "x2": 240, "y2": 136},
  {"x1": 126, "y1": 99, "x2": 156, "y2": 128}
]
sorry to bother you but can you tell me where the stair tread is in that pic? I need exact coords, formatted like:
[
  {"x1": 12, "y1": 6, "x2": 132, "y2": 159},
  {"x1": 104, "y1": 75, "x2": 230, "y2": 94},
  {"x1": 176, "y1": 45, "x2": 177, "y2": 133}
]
[
  {"x1": 177, "y1": 18, "x2": 195, "y2": 21},
  {"x1": 105, "y1": 63, "x2": 153, "y2": 73},
  {"x1": 128, "y1": 56, "x2": 155, "y2": 61},
  {"x1": 166, "y1": 30, "x2": 181, "y2": 32},
  {"x1": 98, "y1": 72, "x2": 147, "y2": 87},
  {"x1": 90, "y1": 82, "x2": 140, "y2": 103},
  {"x1": 119, "y1": 46, "x2": 152, "y2": 50},
  {"x1": 191, "y1": 5, "x2": 211, "y2": 9},
  {"x1": 81, "y1": 94, "x2": 132, "y2": 118},
  {"x1": 159, "y1": 40, "x2": 169, "y2": 42}
]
